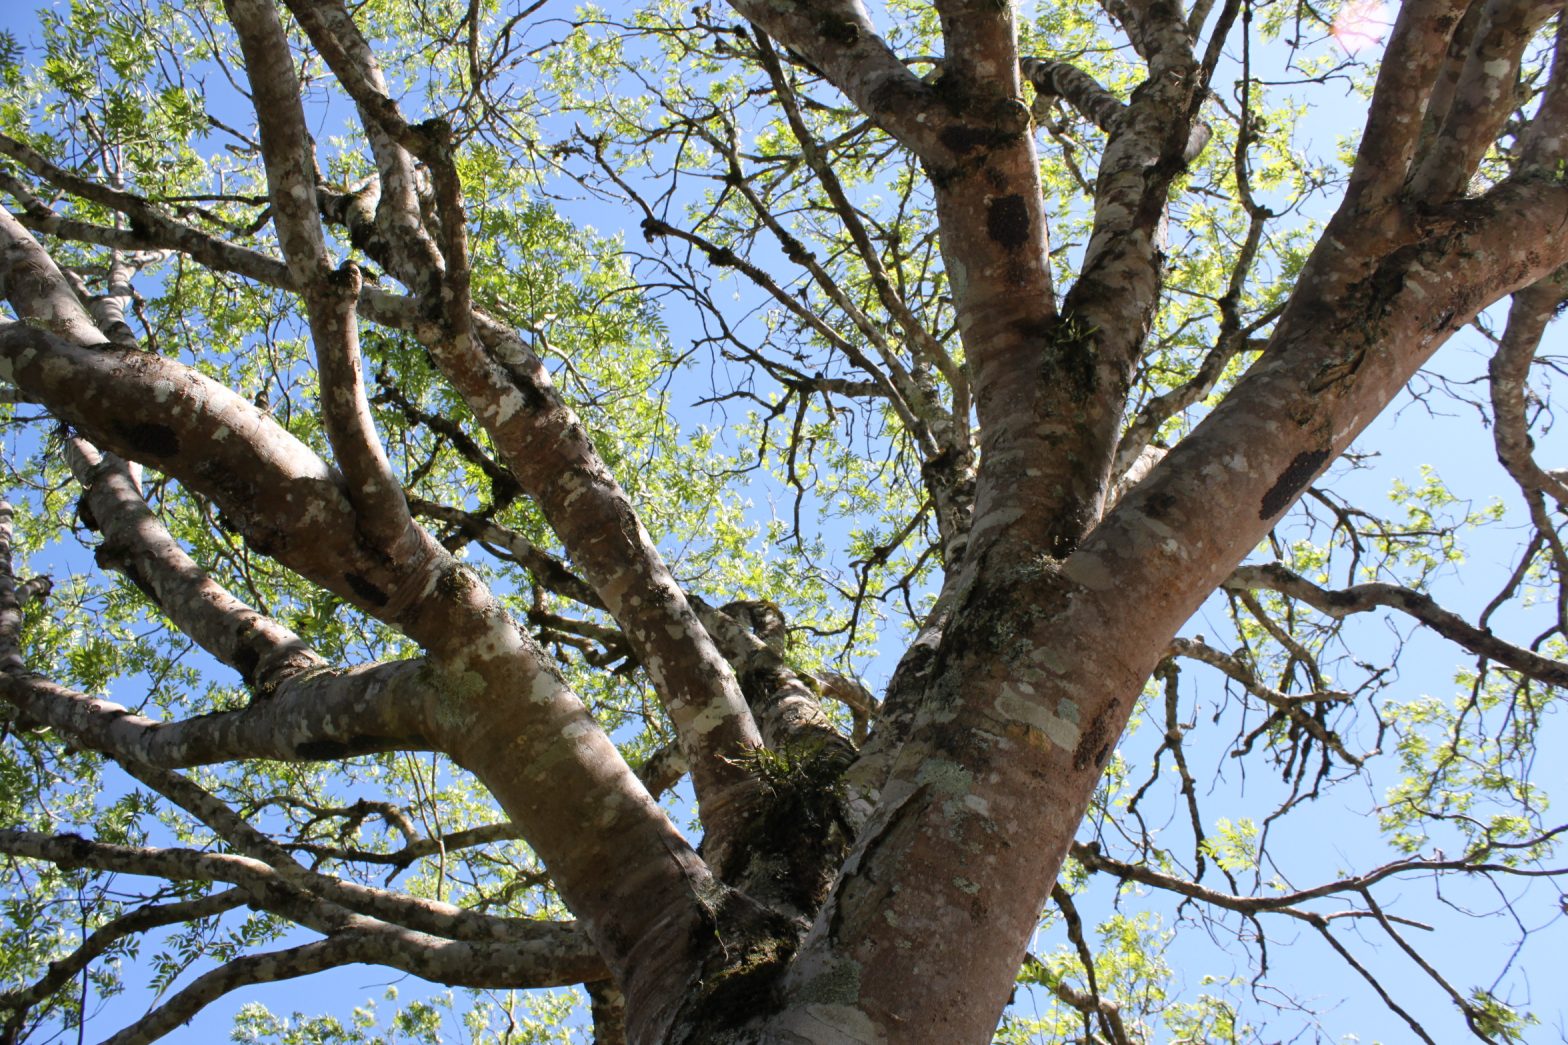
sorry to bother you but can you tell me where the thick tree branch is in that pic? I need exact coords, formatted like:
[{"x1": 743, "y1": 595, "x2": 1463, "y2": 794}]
[
  {"x1": 0, "y1": 662, "x2": 434, "y2": 767},
  {"x1": 1413, "y1": 0, "x2": 1491, "y2": 164},
  {"x1": 697, "y1": 599, "x2": 855, "y2": 763},
  {"x1": 588, "y1": 980, "x2": 629, "y2": 1045},
  {"x1": 270, "y1": 2, "x2": 766, "y2": 840},
  {"x1": 0, "y1": 500, "x2": 33, "y2": 676},
  {"x1": 770, "y1": 161, "x2": 1568, "y2": 1045},
  {"x1": 280, "y1": 0, "x2": 445, "y2": 293},
  {"x1": 1021, "y1": 58, "x2": 1128, "y2": 133},
  {"x1": 0, "y1": 311, "x2": 455, "y2": 638},
  {"x1": 1407, "y1": 0, "x2": 1561, "y2": 200},
  {"x1": 95, "y1": 915, "x2": 603, "y2": 1045},
  {"x1": 465, "y1": 315, "x2": 767, "y2": 853},
  {"x1": 933, "y1": 0, "x2": 1024, "y2": 102},
  {"x1": 969, "y1": 35, "x2": 1207, "y2": 558},
  {"x1": 724, "y1": 0, "x2": 938, "y2": 158},
  {"x1": 221, "y1": 0, "x2": 332, "y2": 284},
  {"x1": 99, "y1": 935, "x2": 376, "y2": 1045},
  {"x1": 225, "y1": 0, "x2": 415, "y2": 550},
  {"x1": 0, "y1": 828, "x2": 596, "y2": 955},
  {"x1": 1344, "y1": 0, "x2": 1475, "y2": 212},
  {"x1": 1, "y1": 209, "x2": 730, "y2": 1036},
  {"x1": 68, "y1": 438, "x2": 325, "y2": 694},
  {"x1": 307, "y1": 261, "x2": 415, "y2": 548},
  {"x1": 1516, "y1": 12, "x2": 1568, "y2": 174}
]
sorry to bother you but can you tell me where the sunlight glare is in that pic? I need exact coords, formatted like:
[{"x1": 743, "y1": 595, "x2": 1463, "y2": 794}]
[{"x1": 1331, "y1": 0, "x2": 1393, "y2": 54}]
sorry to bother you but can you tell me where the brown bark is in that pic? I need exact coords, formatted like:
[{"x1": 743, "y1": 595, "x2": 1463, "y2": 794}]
[
  {"x1": 277, "y1": 0, "x2": 766, "y2": 857},
  {"x1": 758, "y1": 16, "x2": 1568, "y2": 1028},
  {"x1": 0, "y1": 207, "x2": 721, "y2": 1044}
]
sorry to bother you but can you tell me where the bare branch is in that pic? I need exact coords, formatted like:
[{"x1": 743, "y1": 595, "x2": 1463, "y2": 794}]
[
  {"x1": 752, "y1": 29, "x2": 970, "y2": 442},
  {"x1": 1049, "y1": 884, "x2": 1124, "y2": 1045},
  {"x1": 0, "y1": 890, "x2": 246, "y2": 1039},
  {"x1": 408, "y1": 498, "x2": 601, "y2": 608},
  {"x1": 1310, "y1": 921, "x2": 1439, "y2": 1045},
  {"x1": 0, "y1": 134, "x2": 293, "y2": 291},
  {"x1": 1488, "y1": 269, "x2": 1568, "y2": 508},
  {"x1": 1168, "y1": 636, "x2": 1359, "y2": 766},
  {"x1": 1070, "y1": 838, "x2": 1566, "y2": 918},
  {"x1": 1225, "y1": 562, "x2": 1568, "y2": 686},
  {"x1": 0, "y1": 828, "x2": 594, "y2": 953}
]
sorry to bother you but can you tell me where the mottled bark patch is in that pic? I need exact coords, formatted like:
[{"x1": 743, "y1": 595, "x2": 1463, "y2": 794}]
[
  {"x1": 940, "y1": 124, "x2": 1001, "y2": 155},
  {"x1": 232, "y1": 643, "x2": 261, "y2": 685},
  {"x1": 1073, "y1": 697, "x2": 1119, "y2": 770},
  {"x1": 343, "y1": 572, "x2": 390, "y2": 607},
  {"x1": 242, "y1": 530, "x2": 278, "y2": 557},
  {"x1": 114, "y1": 420, "x2": 180, "y2": 458},
  {"x1": 816, "y1": 14, "x2": 859, "y2": 47},
  {"x1": 1041, "y1": 315, "x2": 1100, "y2": 401},
  {"x1": 668, "y1": 886, "x2": 802, "y2": 1041},
  {"x1": 1257, "y1": 448, "x2": 1329, "y2": 520},
  {"x1": 985, "y1": 194, "x2": 1031, "y2": 250},
  {"x1": 1326, "y1": 587, "x2": 1360, "y2": 609},
  {"x1": 55, "y1": 832, "x2": 94, "y2": 868},
  {"x1": 1142, "y1": 490, "x2": 1176, "y2": 518},
  {"x1": 295, "y1": 735, "x2": 391, "y2": 759}
]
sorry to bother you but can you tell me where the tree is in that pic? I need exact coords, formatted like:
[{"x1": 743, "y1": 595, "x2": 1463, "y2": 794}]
[{"x1": 0, "y1": 0, "x2": 1565, "y2": 1039}]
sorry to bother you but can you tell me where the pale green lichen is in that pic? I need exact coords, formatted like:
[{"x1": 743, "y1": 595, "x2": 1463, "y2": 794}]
[
  {"x1": 916, "y1": 758, "x2": 973, "y2": 796},
  {"x1": 995, "y1": 686, "x2": 1082, "y2": 751},
  {"x1": 419, "y1": 661, "x2": 484, "y2": 735},
  {"x1": 796, "y1": 957, "x2": 862, "y2": 1006}
]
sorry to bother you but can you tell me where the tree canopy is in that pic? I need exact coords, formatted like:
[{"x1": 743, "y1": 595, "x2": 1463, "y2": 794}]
[{"x1": 0, "y1": 0, "x2": 1565, "y2": 1041}]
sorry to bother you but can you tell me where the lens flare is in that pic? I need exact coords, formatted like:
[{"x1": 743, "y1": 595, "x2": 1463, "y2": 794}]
[{"x1": 1331, "y1": 0, "x2": 1392, "y2": 53}]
